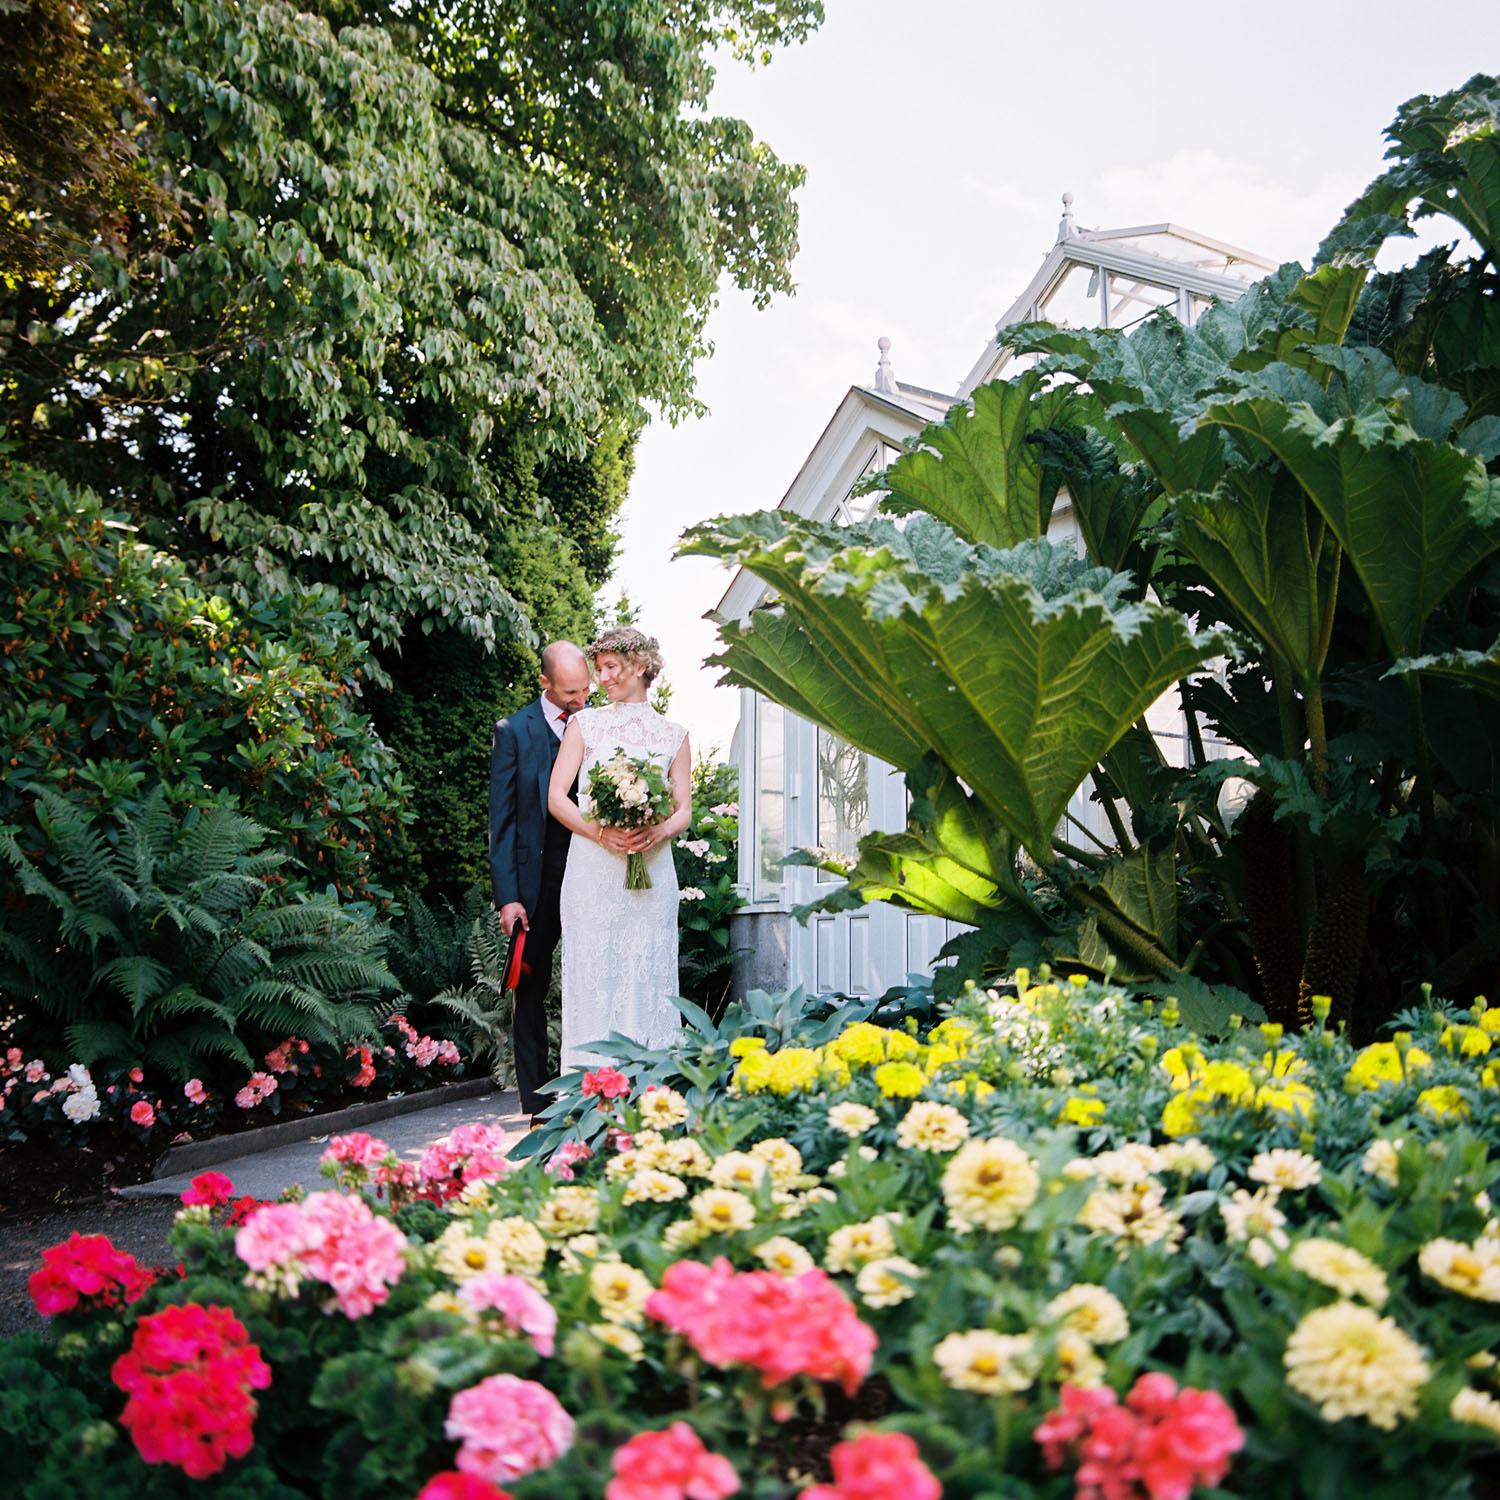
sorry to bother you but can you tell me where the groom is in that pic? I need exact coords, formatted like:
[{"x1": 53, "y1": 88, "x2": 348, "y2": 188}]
[{"x1": 488, "y1": 641, "x2": 592, "y2": 1122}]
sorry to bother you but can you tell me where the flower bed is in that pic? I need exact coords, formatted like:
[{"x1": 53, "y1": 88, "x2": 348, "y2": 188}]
[{"x1": 4, "y1": 975, "x2": 1500, "y2": 1498}]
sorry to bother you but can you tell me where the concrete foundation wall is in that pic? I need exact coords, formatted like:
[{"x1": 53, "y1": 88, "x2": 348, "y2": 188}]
[{"x1": 729, "y1": 909, "x2": 792, "y2": 1000}]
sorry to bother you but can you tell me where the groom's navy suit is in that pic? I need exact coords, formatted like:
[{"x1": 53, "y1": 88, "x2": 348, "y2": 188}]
[{"x1": 489, "y1": 698, "x2": 571, "y2": 1114}]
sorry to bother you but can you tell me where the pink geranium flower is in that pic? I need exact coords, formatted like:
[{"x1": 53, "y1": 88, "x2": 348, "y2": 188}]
[
  {"x1": 322, "y1": 1132, "x2": 391, "y2": 1169},
  {"x1": 798, "y1": 1431, "x2": 940, "y2": 1500},
  {"x1": 607, "y1": 1421, "x2": 740, "y2": 1500},
  {"x1": 457, "y1": 1273, "x2": 558, "y2": 1356},
  {"x1": 181, "y1": 1172, "x2": 235, "y2": 1208},
  {"x1": 416, "y1": 1473, "x2": 514, "y2": 1500},
  {"x1": 582, "y1": 1066, "x2": 631, "y2": 1100},
  {"x1": 445, "y1": 1374, "x2": 574, "y2": 1483}
]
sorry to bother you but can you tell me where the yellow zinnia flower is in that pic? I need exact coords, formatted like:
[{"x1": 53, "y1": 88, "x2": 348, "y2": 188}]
[
  {"x1": 941, "y1": 1136, "x2": 1039, "y2": 1232},
  {"x1": 588, "y1": 1259, "x2": 654, "y2": 1326},
  {"x1": 1044, "y1": 1284, "x2": 1129, "y2": 1345},
  {"x1": 896, "y1": 1100, "x2": 970, "y2": 1152},
  {"x1": 932, "y1": 1329, "x2": 1038, "y2": 1394},
  {"x1": 854, "y1": 1256, "x2": 923, "y2": 1308},
  {"x1": 1283, "y1": 1302, "x2": 1429, "y2": 1430},
  {"x1": 1418, "y1": 1236, "x2": 1500, "y2": 1301},
  {"x1": 689, "y1": 1187, "x2": 757, "y2": 1235},
  {"x1": 1289, "y1": 1238, "x2": 1389, "y2": 1307}
]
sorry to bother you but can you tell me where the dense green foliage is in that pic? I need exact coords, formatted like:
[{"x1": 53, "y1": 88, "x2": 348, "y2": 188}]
[
  {"x1": 686, "y1": 76, "x2": 1500, "y2": 1037},
  {"x1": 673, "y1": 759, "x2": 745, "y2": 1018},
  {"x1": 0, "y1": 462, "x2": 408, "y2": 900}
]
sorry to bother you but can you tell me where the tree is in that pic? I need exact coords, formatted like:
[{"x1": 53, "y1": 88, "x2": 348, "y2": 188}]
[
  {"x1": 686, "y1": 76, "x2": 1500, "y2": 1036},
  {"x1": 0, "y1": 0, "x2": 820, "y2": 655}
]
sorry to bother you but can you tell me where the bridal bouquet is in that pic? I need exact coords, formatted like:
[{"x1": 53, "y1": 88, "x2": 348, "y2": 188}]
[{"x1": 587, "y1": 750, "x2": 675, "y2": 889}]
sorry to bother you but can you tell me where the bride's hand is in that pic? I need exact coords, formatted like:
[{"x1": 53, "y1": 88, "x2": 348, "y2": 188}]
[
  {"x1": 598, "y1": 826, "x2": 635, "y2": 853},
  {"x1": 623, "y1": 827, "x2": 661, "y2": 854}
]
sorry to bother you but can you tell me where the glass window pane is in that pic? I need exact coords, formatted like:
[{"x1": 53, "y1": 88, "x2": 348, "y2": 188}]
[
  {"x1": 756, "y1": 700, "x2": 784, "y2": 892},
  {"x1": 816, "y1": 729, "x2": 869, "y2": 882}
]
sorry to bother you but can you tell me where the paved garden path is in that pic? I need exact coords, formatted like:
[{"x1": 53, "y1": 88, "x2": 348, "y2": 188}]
[{"x1": 118, "y1": 1084, "x2": 530, "y2": 1202}]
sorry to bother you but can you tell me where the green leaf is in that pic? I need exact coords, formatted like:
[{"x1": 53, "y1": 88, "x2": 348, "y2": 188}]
[{"x1": 1199, "y1": 397, "x2": 1500, "y2": 658}]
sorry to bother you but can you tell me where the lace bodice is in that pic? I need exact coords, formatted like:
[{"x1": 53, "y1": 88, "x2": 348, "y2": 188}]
[{"x1": 574, "y1": 701, "x2": 687, "y2": 812}]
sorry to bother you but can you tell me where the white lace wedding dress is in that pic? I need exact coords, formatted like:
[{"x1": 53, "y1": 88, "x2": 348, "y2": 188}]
[{"x1": 559, "y1": 700, "x2": 688, "y2": 1071}]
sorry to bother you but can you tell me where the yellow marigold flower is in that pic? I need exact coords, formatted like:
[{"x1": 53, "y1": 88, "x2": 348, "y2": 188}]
[
  {"x1": 1261, "y1": 1049, "x2": 1309, "y2": 1079},
  {"x1": 623, "y1": 1169, "x2": 689, "y2": 1205},
  {"x1": 855, "y1": 1256, "x2": 923, "y2": 1308},
  {"x1": 1484, "y1": 1062, "x2": 1499, "y2": 1089},
  {"x1": 1157, "y1": 1138, "x2": 1216, "y2": 1176},
  {"x1": 1159, "y1": 1046, "x2": 1196, "y2": 1091},
  {"x1": 873, "y1": 1060, "x2": 927, "y2": 1099},
  {"x1": 896, "y1": 1100, "x2": 970, "y2": 1152},
  {"x1": 1417, "y1": 1085, "x2": 1470, "y2": 1123},
  {"x1": 729, "y1": 1036, "x2": 768, "y2": 1057},
  {"x1": 928, "y1": 1017, "x2": 975, "y2": 1052},
  {"x1": 1480, "y1": 1007, "x2": 1500, "y2": 1036},
  {"x1": 921, "y1": 1042, "x2": 962, "y2": 1075},
  {"x1": 942, "y1": 1137, "x2": 1040, "y2": 1232},
  {"x1": 1450, "y1": 1386, "x2": 1500, "y2": 1439},
  {"x1": 1345, "y1": 1041, "x2": 1433, "y2": 1092},
  {"x1": 1255, "y1": 1080, "x2": 1317, "y2": 1126},
  {"x1": 1202, "y1": 1059, "x2": 1254, "y2": 1099},
  {"x1": 1249, "y1": 1149, "x2": 1321, "y2": 1190},
  {"x1": 827, "y1": 1022, "x2": 894, "y2": 1067},
  {"x1": 1044, "y1": 1284, "x2": 1129, "y2": 1345},
  {"x1": 1283, "y1": 1301, "x2": 1429, "y2": 1429},
  {"x1": 536, "y1": 1185, "x2": 600, "y2": 1238},
  {"x1": 588, "y1": 1260, "x2": 654, "y2": 1326},
  {"x1": 1161, "y1": 1088, "x2": 1210, "y2": 1138},
  {"x1": 754, "y1": 1235, "x2": 815, "y2": 1276},
  {"x1": 827, "y1": 1101, "x2": 879, "y2": 1137},
  {"x1": 1418, "y1": 1237, "x2": 1500, "y2": 1301},
  {"x1": 940, "y1": 1075, "x2": 995, "y2": 1100},
  {"x1": 766, "y1": 1048, "x2": 822, "y2": 1096},
  {"x1": 689, "y1": 1187, "x2": 756, "y2": 1235},
  {"x1": 732, "y1": 1048, "x2": 775, "y2": 1094},
  {"x1": 590, "y1": 1323, "x2": 645, "y2": 1361},
  {"x1": 1079, "y1": 1182, "x2": 1185, "y2": 1252},
  {"x1": 484, "y1": 1216, "x2": 549, "y2": 1276},
  {"x1": 883, "y1": 1029, "x2": 920, "y2": 1059},
  {"x1": 1360, "y1": 1138, "x2": 1403, "y2": 1188},
  {"x1": 824, "y1": 1215, "x2": 898, "y2": 1273},
  {"x1": 932, "y1": 1329, "x2": 1038, "y2": 1395},
  {"x1": 1059, "y1": 1095, "x2": 1107, "y2": 1127},
  {"x1": 1442, "y1": 1024, "x2": 1492, "y2": 1058},
  {"x1": 749, "y1": 1137, "x2": 805, "y2": 1187},
  {"x1": 709, "y1": 1151, "x2": 769, "y2": 1192},
  {"x1": 1290, "y1": 1238, "x2": 1389, "y2": 1307},
  {"x1": 662, "y1": 1219, "x2": 708, "y2": 1252},
  {"x1": 638, "y1": 1084, "x2": 689, "y2": 1128}
]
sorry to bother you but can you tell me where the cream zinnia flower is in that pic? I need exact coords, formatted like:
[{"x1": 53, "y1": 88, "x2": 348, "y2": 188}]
[
  {"x1": 558, "y1": 1234, "x2": 602, "y2": 1276},
  {"x1": 1249, "y1": 1149, "x2": 1322, "y2": 1191},
  {"x1": 434, "y1": 1223, "x2": 501, "y2": 1281},
  {"x1": 623, "y1": 1169, "x2": 689, "y2": 1205},
  {"x1": 749, "y1": 1137, "x2": 805, "y2": 1187},
  {"x1": 824, "y1": 1216, "x2": 898, "y2": 1273},
  {"x1": 754, "y1": 1235, "x2": 815, "y2": 1276},
  {"x1": 827, "y1": 1102, "x2": 879, "y2": 1137},
  {"x1": 590, "y1": 1323, "x2": 645, "y2": 1361},
  {"x1": 1157, "y1": 1138, "x2": 1216, "y2": 1176},
  {"x1": 638, "y1": 1084, "x2": 689, "y2": 1128},
  {"x1": 689, "y1": 1188, "x2": 757, "y2": 1235},
  {"x1": 1055, "y1": 1329, "x2": 1106, "y2": 1388},
  {"x1": 1450, "y1": 1386, "x2": 1500, "y2": 1439},
  {"x1": 1078, "y1": 1182, "x2": 1184, "y2": 1252},
  {"x1": 1418, "y1": 1236, "x2": 1500, "y2": 1301},
  {"x1": 1290, "y1": 1239, "x2": 1390, "y2": 1307},
  {"x1": 662, "y1": 1219, "x2": 708, "y2": 1252},
  {"x1": 1221, "y1": 1186, "x2": 1290, "y2": 1250},
  {"x1": 1044, "y1": 1284, "x2": 1129, "y2": 1345},
  {"x1": 1359, "y1": 1138, "x2": 1402, "y2": 1189},
  {"x1": 535, "y1": 1185, "x2": 599, "y2": 1238},
  {"x1": 1284, "y1": 1301, "x2": 1429, "y2": 1429},
  {"x1": 942, "y1": 1136, "x2": 1040, "y2": 1232},
  {"x1": 588, "y1": 1259, "x2": 654, "y2": 1326},
  {"x1": 896, "y1": 1100, "x2": 970, "y2": 1153},
  {"x1": 709, "y1": 1151, "x2": 770, "y2": 1192},
  {"x1": 484, "y1": 1216, "x2": 549, "y2": 1276},
  {"x1": 932, "y1": 1329, "x2": 1038, "y2": 1395},
  {"x1": 855, "y1": 1256, "x2": 923, "y2": 1308}
]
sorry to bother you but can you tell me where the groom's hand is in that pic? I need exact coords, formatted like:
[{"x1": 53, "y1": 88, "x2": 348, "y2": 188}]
[{"x1": 499, "y1": 902, "x2": 529, "y2": 936}]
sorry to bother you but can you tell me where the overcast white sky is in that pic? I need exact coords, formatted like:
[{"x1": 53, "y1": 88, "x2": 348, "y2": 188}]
[{"x1": 609, "y1": 0, "x2": 1496, "y2": 756}]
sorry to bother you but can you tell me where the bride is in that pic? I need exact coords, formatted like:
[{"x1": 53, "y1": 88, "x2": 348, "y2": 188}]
[{"x1": 547, "y1": 627, "x2": 692, "y2": 1071}]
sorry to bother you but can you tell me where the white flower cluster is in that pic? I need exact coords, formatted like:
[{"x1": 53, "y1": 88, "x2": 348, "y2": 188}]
[
  {"x1": 681, "y1": 838, "x2": 711, "y2": 857},
  {"x1": 983, "y1": 997, "x2": 1066, "y2": 1077},
  {"x1": 679, "y1": 887, "x2": 706, "y2": 902},
  {"x1": 60, "y1": 1063, "x2": 100, "y2": 1123}
]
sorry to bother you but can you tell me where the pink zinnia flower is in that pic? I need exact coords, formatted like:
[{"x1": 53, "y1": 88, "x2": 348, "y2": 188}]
[
  {"x1": 130, "y1": 1100, "x2": 156, "y2": 1128},
  {"x1": 606, "y1": 1422, "x2": 740, "y2": 1500},
  {"x1": 445, "y1": 1374, "x2": 574, "y2": 1483},
  {"x1": 798, "y1": 1431, "x2": 940, "y2": 1500},
  {"x1": 458, "y1": 1273, "x2": 558, "y2": 1356}
]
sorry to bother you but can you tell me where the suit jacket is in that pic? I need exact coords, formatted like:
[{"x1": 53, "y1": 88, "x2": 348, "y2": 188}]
[{"x1": 488, "y1": 699, "x2": 562, "y2": 916}]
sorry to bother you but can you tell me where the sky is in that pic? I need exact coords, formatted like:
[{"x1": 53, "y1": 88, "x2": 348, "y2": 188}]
[{"x1": 608, "y1": 0, "x2": 1496, "y2": 757}]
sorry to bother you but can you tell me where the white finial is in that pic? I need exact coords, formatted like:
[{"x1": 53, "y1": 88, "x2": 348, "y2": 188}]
[
  {"x1": 873, "y1": 335, "x2": 897, "y2": 394},
  {"x1": 1058, "y1": 191, "x2": 1076, "y2": 242}
]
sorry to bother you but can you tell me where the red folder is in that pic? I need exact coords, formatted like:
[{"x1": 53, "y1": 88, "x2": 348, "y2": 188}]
[{"x1": 503, "y1": 927, "x2": 528, "y2": 991}]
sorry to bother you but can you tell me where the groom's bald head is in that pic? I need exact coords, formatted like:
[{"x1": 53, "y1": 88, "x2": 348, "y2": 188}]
[{"x1": 539, "y1": 641, "x2": 591, "y2": 713}]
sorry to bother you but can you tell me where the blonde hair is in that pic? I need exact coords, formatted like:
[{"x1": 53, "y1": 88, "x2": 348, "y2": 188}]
[{"x1": 588, "y1": 626, "x2": 665, "y2": 685}]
